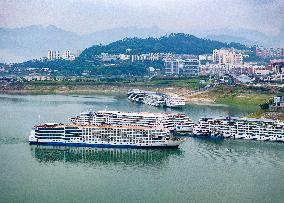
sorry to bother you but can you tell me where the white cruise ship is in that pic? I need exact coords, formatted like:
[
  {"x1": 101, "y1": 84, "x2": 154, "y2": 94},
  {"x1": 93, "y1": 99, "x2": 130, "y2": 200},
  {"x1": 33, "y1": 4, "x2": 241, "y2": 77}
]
[
  {"x1": 143, "y1": 93, "x2": 165, "y2": 107},
  {"x1": 193, "y1": 117, "x2": 284, "y2": 142},
  {"x1": 127, "y1": 89, "x2": 185, "y2": 108},
  {"x1": 128, "y1": 89, "x2": 146, "y2": 103},
  {"x1": 28, "y1": 123, "x2": 185, "y2": 148},
  {"x1": 69, "y1": 110, "x2": 194, "y2": 133},
  {"x1": 164, "y1": 94, "x2": 185, "y2": 108}
]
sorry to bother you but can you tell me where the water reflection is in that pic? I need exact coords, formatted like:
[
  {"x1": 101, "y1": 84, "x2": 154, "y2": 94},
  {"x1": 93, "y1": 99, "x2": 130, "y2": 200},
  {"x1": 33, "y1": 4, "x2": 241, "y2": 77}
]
[
  {"x1": 0, "y1": 95, "x2": 28, "y2": 103},
  {"x1": 189, "y1": 138, "x2": 284, "y2": 166},
  {"x1": 0, "y1": 94, "x2": 117, "y2": 106},
  {"x1": 30, "y1": 145, "x2": 183, "y2": 167}
]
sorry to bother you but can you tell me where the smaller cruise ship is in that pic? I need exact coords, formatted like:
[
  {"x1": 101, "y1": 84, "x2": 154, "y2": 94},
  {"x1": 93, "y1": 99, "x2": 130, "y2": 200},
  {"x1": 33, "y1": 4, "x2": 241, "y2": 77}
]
[
  {"x1": 164, "y1": 94, "x2": 185, "y2": 108},
  {"x1": 127, "y1": 89, "x2": 146, "y2": 103},
  {"x1": 143, "y1": 93, "x2": 165, "y2": 107},
  {"x1": 193, "y1": 117, "x2": 284, "y2": 142},
  {"x1": 127, "y1": 89, "x2": 185, "y2": 108},
  {"x1": 29, "y1": 123, "x2": 185, "y2": 148}
]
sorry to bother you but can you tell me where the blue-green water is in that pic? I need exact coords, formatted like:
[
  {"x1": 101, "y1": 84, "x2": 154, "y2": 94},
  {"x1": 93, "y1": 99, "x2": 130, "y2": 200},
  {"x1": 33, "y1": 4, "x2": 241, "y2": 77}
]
[{"x1": 0, "y1": 94, "x2": 283, "y2": 203}]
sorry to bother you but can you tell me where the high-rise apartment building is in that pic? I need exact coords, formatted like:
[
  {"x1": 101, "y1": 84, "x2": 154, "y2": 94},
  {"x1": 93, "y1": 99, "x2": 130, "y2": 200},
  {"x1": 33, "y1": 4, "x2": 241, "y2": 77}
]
[
  {"x1": 212, "y1": 49, "x2": 243, "y2": 65},
  {"x1": 47, "y1": 50, "x2": 53, "y2": 60},
  {"x1": 54, "y1": 50, "x2": 61, "y2": 59},
  {"x1": 63, "y1": 50, "x2": 71, "y2": 60}
]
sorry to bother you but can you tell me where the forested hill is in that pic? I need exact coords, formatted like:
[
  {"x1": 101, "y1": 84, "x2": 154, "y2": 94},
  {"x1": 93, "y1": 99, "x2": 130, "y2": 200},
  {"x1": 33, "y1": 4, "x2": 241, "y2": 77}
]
[
  {"x1": 79, "y1": 33, "x2": 250, "y2": 60},
  {"x1": 8, "y1": 33, "x2": 251, "y2": 76}
]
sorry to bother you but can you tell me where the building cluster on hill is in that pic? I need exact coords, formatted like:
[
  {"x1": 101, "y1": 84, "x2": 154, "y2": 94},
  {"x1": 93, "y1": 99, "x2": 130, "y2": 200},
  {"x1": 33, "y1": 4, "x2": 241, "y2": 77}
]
[
  {"x1": 161, "y1": 48, "x2": 284, "y2": 84},
  {"x1": 162, "y1": 48, "x2": 248, "y2": 77},
  {"x1": 41, "y1": 47, "x2": 284, "y2": 81},
  {"x1": 199, "y1": 63, "x2": 267, "y2": 76},
  {"x1": 256, "y1": 46, "x2": 284, "y2": 58},
  {"x1": 100, "y1": 53, "x2": 162, "y2": 62},
  {"x1": 2, "y1": 36, "x2": 284, "y2": 85},
  {"x1": 47, "y1": 50, "x2": 81, "y2": 61},
  {"x1": 95, "y1": 52, "x2": 202, "y2": 76}
]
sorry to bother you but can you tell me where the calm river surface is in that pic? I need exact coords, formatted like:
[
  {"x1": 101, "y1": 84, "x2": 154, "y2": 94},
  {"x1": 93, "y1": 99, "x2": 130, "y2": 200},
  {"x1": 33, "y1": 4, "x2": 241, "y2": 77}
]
[{"x1": 0, "y1": 94, "x2": 283, "y2": 203}]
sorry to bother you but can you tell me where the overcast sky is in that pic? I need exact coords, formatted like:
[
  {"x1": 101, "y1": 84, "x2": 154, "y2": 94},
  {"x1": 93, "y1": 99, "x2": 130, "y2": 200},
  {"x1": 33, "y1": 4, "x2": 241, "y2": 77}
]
[{"x1": 0, "y1": 0, "x2": 283, "y2": 36}]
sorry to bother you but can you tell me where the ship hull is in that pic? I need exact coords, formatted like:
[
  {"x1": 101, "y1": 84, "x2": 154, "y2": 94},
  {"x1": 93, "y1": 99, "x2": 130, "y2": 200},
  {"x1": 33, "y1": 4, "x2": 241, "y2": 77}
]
[{"x1": 29, "y1": 141, "x2": 183, "y2": 149}]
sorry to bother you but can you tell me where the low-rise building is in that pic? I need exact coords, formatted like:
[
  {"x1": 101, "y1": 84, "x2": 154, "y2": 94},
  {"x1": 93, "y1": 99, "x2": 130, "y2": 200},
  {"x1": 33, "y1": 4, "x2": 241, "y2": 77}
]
[
  {"x1": 256, "y1": 46, "x2": 284, "y2": 58},
  {"x1": 183, "y1": 59, "x2": 200, "y2": 75},
  {"x1": 164, "y1": 59, "x2": 183, "y2": 75},
  {"x1": 272, "y1": 96, "x2": 284, "y2": 107},
  {"x1": 101, "y1": 53, "x2": 118, "y2": 62},
  {"x1": 164, "y1": 59, "x2": 200, "y2": 76},
  {"x1": 147, "y1": 67, "x2": 162, "y2": 76},
  {"x1": 269, "y1": 95, "x2": 284, "y2": 111},
  {"x1": 235, "y1": 74, "x2": 254, "y2": 84}
]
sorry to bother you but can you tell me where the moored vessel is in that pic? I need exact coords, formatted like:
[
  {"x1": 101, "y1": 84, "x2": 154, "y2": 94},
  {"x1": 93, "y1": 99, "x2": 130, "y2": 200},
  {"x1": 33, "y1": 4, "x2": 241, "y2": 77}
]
[
  {"x1": 164, "y1": 93, "x2": 185, "y2": 108},
  {"x1": 29, "y1": 123, "x2": 185, "y2": 148},
  {"x1": 127, "y1": 89, "x2": 185, "y2": 108},
  {"x1": 70, "y1": 110, "x2": 194, "y2": 134},
  {"x1": 193, "y1": 117, "x2": 284, "y2": 142}
]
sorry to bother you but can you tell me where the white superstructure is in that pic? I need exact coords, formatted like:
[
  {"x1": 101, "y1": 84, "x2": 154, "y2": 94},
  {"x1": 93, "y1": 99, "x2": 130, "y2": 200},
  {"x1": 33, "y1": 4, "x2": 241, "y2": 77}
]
[
  {"x1": 29, "y1": 123, "x2": 185, "y2": 148},
  {"x1": 70, "y1": 110, "x2": 194, "y2": 133},
  {"x1": 164, "y1": 94, "x2": 185, "y2": 108},
  {"x1": 127, "y1": 89, "x2": 185, "y2": 108},
  {"x1": 143, "y1": 93, "x2": 165, "y2": 107},
  {"x1": 193, "y1": 117, "x2": 284, "y2": 142},
  {"x1": 128, "y1": 89, "x2": 146, "y2": 103}
]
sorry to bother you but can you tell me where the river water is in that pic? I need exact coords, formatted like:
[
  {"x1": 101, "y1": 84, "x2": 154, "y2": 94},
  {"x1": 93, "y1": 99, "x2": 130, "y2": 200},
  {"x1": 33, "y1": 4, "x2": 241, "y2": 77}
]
[{"x1": 0, "y1": 94, "x2": 283, "y2": 203}]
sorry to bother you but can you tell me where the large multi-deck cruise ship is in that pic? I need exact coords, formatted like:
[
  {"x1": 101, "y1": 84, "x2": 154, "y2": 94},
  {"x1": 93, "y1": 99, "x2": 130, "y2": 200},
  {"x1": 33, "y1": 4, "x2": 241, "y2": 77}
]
[
  {"x1": 29, "y1": 110, "x2": 284, "y2": 148},
  {"x1": 29, "y1": 123, "x2": 185, "y2": 148},
  {"x1": 69, "y1": 110, "x2": 194, "y2": 133},
  {"x1": 193, "y1": 117, "x2": 284, "y2": 142}
]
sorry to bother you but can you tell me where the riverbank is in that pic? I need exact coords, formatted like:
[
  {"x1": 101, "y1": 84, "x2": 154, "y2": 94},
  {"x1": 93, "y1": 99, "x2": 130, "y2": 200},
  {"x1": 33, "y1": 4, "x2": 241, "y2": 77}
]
[
  {"x1": 248, "y1": 109, "x2": 284, "y2": 121},
  {"x1": 0, "y1": 84, "x2": 128, "y2": 94},
  {"x1": 0, "y1": 83, "x2": 275, "y2": 108}
]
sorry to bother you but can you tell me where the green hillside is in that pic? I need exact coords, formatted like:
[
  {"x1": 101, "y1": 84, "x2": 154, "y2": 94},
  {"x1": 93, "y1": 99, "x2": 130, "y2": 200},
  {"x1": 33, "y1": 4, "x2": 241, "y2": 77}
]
[
  {"x1": 80, "y1": 33, "x2": 249, "y2": 60},
  {"x1": 9, "y1": 33, "x2": 250, "y2": 76}
]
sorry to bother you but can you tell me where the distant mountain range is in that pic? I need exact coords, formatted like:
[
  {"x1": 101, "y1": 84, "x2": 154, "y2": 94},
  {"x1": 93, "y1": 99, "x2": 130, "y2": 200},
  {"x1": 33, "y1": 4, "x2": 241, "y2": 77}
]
[
  {"x1": 1, "y1": 24, "x2": 283, "y2": 63},
  {"x1": 0, "y1": 25, "x2": 165, "y2": 63},
  {"x1": 203, "y1": 26, "x2": 284, "y2": 47}
]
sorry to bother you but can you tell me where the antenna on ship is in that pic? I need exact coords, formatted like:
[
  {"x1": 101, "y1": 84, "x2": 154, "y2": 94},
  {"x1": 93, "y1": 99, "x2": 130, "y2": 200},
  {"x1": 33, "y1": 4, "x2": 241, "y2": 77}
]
[
  {"x1": 105, "y1": 106, "x2": 108, "y2": 112},
  {"x1": 38, "y1": 114, "x2": 41, "y2": 124}
]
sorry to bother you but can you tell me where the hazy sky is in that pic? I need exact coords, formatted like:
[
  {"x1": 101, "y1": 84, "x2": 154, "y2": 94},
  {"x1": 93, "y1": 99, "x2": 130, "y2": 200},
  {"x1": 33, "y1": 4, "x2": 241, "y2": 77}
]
[{"x1": 0, "y1": 0, "x2": 283, "y2": 35}]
